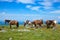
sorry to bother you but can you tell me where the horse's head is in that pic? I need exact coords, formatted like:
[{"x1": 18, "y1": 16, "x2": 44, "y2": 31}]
[
  {"x1": 40, "y1": 19, "x2": 43, "y2": 24},
  {"x1": 24, "y1": 20, "x2": 30, "y2": 24},
  {"x1": 5, "y1": 20, "x2": 11, "y2": 24}
]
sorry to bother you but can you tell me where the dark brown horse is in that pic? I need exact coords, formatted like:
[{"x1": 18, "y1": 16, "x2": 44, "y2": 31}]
[
  {"x1": 46, "y1": 20, "x2": 57, "y2": 28},
  {"x1": 5, "y1": 20, "x2": 19, "y2": 29},
  {"x1": 31, "y1": 19, "x2": 43, "y2": 28}
]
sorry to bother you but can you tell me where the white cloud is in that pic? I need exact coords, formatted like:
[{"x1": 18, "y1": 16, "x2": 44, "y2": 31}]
[
  {"x1": 44, "y1": 0, "x2": 52, "y2": 2},
  {"x1": 50, "y1": 10, "x2": 60, "y2": 14},
  {"x1": 58, "y1": 16, "x2": 60, "y2": 19},
  {"x1": 31, "y1": 6, "x2": 40, "y2": 11},
  {"x1": 43, "y1": 6, "x2": 53, "y2": 10},
  {"x1": 26, "y1": 5, "x2": 40, "y2": 11},
  {"x1": 41, "y1": 2, "x2": 52, "y2": 7},
  {"x1": 0, "y1": 0, "x2": 13, "y2": 2},
  {"x1": 26, "y1": 5, "x2": 32, "y2": 8},
  {"x1": 38, "y1": 0, "x2": 53, "y2": 10},
  {"x1": 53, "y1": 0, "x2": 60, "y2": 2},
  {"x1": 16, "y1": 0, "x2": 34, "y2": 4},
  {"x1": 2, "y1": 12, "x2": 6, "y2": 15}
]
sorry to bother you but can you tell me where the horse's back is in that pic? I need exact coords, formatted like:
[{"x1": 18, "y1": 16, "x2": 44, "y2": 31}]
[
  {"x1": 46, "y1": 20, "x2": 57, "y2": 25},
  {"x1": 9, "y1": 20, "x2": 18, "y2": 25},
  {"x1": 32, "y1": 20, "x2": 43, "y2": 25}
]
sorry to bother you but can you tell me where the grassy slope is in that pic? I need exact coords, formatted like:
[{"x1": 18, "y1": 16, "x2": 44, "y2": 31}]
[{"x1": 0, "y1": 24, "x2": 60, "y2": 40}]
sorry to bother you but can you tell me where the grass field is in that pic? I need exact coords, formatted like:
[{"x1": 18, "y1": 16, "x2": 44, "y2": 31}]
[{"x1": 0, "y1": 24, "x2": 60, "y2": 40}]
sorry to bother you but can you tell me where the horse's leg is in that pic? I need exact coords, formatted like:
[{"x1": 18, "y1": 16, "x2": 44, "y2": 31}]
[
  {"x1": 16, "y1": 25, "x2": 18, "y2": 28},
  {"x1": 39, "y1": 24, "x2": 42, "y2": 28},
  {"x1": 33, "y1": 24, "x2": 36, "y2": 28},
  {"x1": 32, "y1": 24, "x2": 35, "y2": 28},
  {"x1": 10, "y1": 24, "x2": 11, "y2": 29},
  {"x1": 24, "y1": 23, "x2": 26, "y2": 27},
  {"x1": 47, "y1": 24, "x2": 50, "y2": 29},
  {"x1": 16, "y1": 22, "x2": 19, "y2": 28},
  {"x1": 52, "y1": 23, "x2": 56, "y2": 29},
  {"x1": 35, "y1": 24, "x2": 38, "y2": 28}
]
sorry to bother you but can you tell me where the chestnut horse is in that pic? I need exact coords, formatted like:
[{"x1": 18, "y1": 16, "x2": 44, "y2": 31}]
[
  {"x1": 31, "y1": 20, "x2": 43, "y2": 28},
  {"x1": 24, "y1": 20, "x2": 43, "y2": 28},
  {"x1": 5, "y1": 20, "x2": 19, "y2": 29},
  {"x1": 46, "y1": 20, "x2": 57, "y2": 28}
]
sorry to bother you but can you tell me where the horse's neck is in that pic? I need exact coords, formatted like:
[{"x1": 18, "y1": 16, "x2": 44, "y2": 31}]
[{"x1": 6, "y1": 20, "x2": 11, "y2": 23}]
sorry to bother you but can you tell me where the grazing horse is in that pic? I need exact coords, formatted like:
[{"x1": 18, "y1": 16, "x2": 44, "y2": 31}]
[
  {"x1": 31, "y1": 20, "x2": 43, "y2": 28},
  {"x1": 46, "y1": 20, "x2": 57, "y2": 28},
  {"x1": 24, "y1": 20, "x2": 31, "y2": 27},
  {"x1": 5, "y1": 20, "x2": 19, "y2": 29}
]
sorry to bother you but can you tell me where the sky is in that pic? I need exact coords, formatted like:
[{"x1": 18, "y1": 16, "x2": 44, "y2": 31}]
[{"x1": 0, "y1": 0, "x2": 60, "y2": 22}]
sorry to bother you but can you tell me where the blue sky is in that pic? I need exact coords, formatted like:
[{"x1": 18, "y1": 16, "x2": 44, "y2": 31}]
[{"x1": 0, "y1": 0, "x2": 60, "y2": 22}]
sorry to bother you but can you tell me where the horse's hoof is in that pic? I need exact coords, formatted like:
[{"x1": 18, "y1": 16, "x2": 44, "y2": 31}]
[{"x1": 0, "y1": 29, "x2": 2, "y2": 30}]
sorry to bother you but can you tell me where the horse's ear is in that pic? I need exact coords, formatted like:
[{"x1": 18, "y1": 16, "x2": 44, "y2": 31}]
[
  {"x1": 54, "y1": 20, "x2": 57, "y2": 24},
  {"x1": 5, "y1": 19, "x2": 6, "y2": 21}
]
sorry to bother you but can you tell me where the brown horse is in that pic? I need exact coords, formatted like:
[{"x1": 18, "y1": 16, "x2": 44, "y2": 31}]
[
  {"x1": 5, "y1": 20, "x2": 19, "y2": 29},
  {"x1": 46, "y1": 20, "x2": 57, "y2": 28},
  {"x1": 31, "y1": 19, "x2": 43, "y2": 28}
]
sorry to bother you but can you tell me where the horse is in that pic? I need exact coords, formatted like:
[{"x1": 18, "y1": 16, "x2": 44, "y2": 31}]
[
  {"x1": 24, "y1": 20, "x2": 43, "y2": 28},
  {"x1": 46, "y1": 20, "x2": 57, "y2": 28},
  {"x1": 5, "y1": 20, "x2": 19, "y2": 29},
  {"x1": 31, "y1": 19, "x2": 43, "y2": 28},
  {"x1": 24, "y1": 20, "x2": 31, "y2": 27}
]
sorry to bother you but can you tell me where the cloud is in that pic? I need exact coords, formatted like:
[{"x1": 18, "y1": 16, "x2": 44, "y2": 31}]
[
  {"x1": 31, "y1": 6, "x2": 40, "y2": 11},
  {"x1": 43, "y1": 6, "x2": 53, "y2": 10},
  {"x1": 16, "y1": 0, "x2": 34, "y2": 4},
  {"x1": 38, "y1": 0, "x2": 53, "y2": 10},
  {"x1": 40, "y1": 2, "x2": 52, "y2": 7},
  {"x1": 50, "y1": 10, "x2": 60, "y2": 14},
  {"x1": 26, "y1": 5, "x2": 32, "y2": 8},
  {"x1": 0, "y1": 0, "x2": 13, "y2": 2},
  {"x1": 1, "y1": 11, "x2": 6, "y2": 15},
  {"x1": 26, "y1": 5, "x2": 40, "y2": 11},
  {"x1": 53, "y1": 0, "x2": 60, "y2": 2},
  {"x1": 58, "y1": 16, "x2": 60, "y2": 19}
]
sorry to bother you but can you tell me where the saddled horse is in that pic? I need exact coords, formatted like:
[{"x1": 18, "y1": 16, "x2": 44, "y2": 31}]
[
  {"x1": 31, "y1": 19, "x2": 43, "y2": 28},
  {"x1": 5, "y1": 20, "x2": 19, "y2": 29},
  {"x1": 46, "y1": 20, "x2": 57, "y2": 28}
]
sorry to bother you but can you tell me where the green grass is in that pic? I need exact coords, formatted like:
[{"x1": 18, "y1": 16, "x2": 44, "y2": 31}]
[{"x1": 0, "y1": 24, "x2": 60, "y2": 40}]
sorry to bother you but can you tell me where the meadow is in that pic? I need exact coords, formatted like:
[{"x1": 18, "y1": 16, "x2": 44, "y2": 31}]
[{"x1": 0, "y1": 24, "x2": 60, "y2": 40}]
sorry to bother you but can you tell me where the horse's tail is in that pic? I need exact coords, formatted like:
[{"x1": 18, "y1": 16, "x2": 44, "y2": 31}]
[{"x1": 17, "y1": 22, "x2": 19, "y2": 27}]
